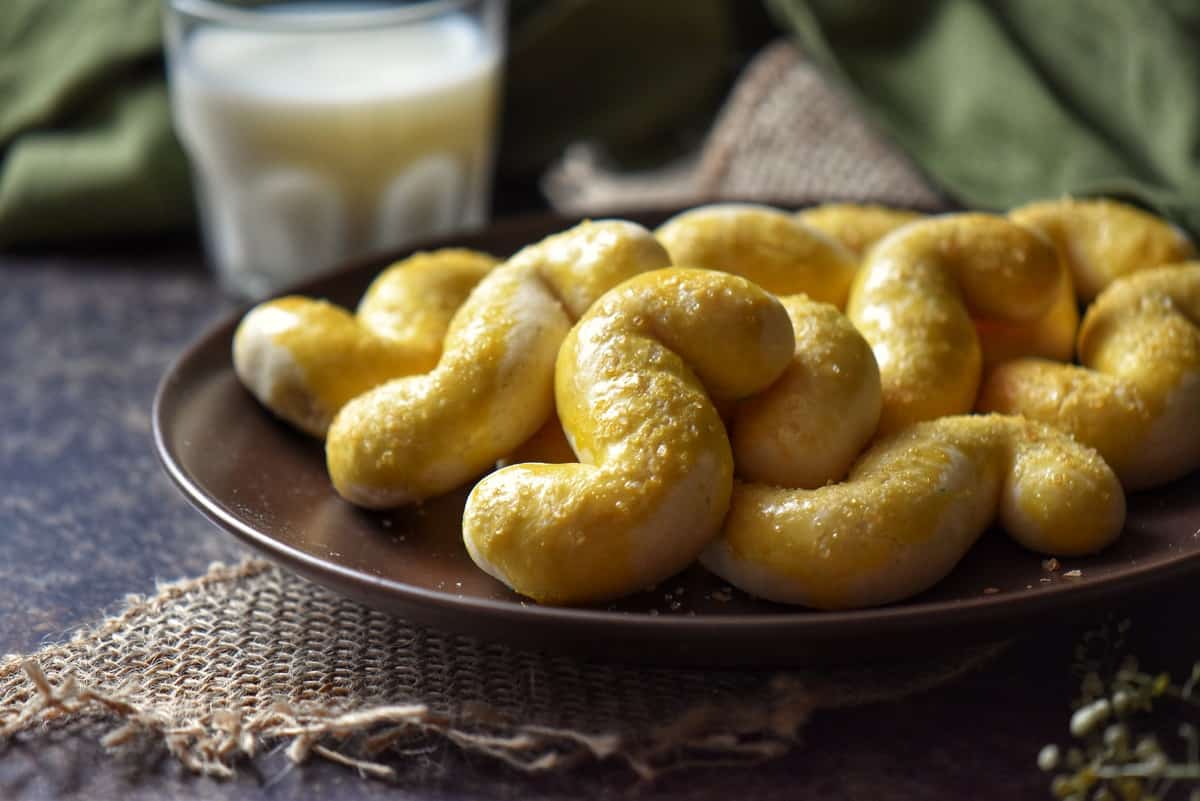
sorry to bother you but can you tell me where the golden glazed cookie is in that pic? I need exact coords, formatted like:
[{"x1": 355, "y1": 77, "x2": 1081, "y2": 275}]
[
  {"x1": 500, "y1": 279, "x2": 883, "y2": 493},
  {"x1": 1010, "y1": 197, "x2": 1194, "y2": 301},
  {"x1": 976, "y1": 197, "x2": 1195, "y2": 368},
  {"x1": 703, "y1": 415, "x2": 1125, "y2": 610},
  {"x1": 973, "y1": 257, "x2": 1079, "y2": 368},
  {"x1": 232, "y1": 249, "x2": 497, "y2": 437},
  {"x1": 655, "y1": 203, "x2": 858, "y2": 307},
  {"x1": 504, "y1": 203, "x2": 871, "y2": 469},
  {"x1": 650, "y1": 203, "x2": 887, "y2": 485},
  {"x1": 846, "y1": 214, "x2": 1060, "y2": 434},
  {"x1": 326, "y1": 220, "x2": 671, "y2": 508},
  {"x1": 979, "y1": 264, "x2": 1200, "y2": 490},
  {"x1": 795, "y1": 203, "x2": 924, "y2": 259},
  {"x1": 462, "y1": 268, "x2": 794, "y2": 604},
  {"x1": 731, "y1": 295, "x2": 882, "y2": 489},
  {"x1": 796, "y1": 202, "x2": 1077, "y2": 368}
]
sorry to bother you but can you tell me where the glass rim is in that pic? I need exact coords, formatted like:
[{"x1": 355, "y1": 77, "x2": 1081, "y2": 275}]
[{"x1": 165, "y1": 0, "x2": 484, "y2": 31}]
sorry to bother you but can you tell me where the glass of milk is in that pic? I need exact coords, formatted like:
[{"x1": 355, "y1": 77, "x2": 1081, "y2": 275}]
[{"x1": 163, "y1": 0, "x2": 506, "y2": 298}]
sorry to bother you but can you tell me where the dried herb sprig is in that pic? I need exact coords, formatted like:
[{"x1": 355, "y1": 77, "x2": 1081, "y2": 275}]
[{"x1": 1040, "y1": 620, "x2": 1200, "y2": 801}]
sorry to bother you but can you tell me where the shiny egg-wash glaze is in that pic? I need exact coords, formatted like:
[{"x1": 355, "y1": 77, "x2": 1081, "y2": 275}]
[
  {"x1": 980, "y1": 264, "x2": 1200, "y2": 490},
  {"x1": 795, "y1": 201, "x2": 1078, "y2": 368},
  {"x1": 462, "y1": 269, "x2": 795, "y2": 604},
  {"x1": 732, "y1": 295, "x2": 882, "y2": 489},
  {"x1": 847, "y1": 214, "x2": 1061, "y2": 434},
  {"x1": 704, "y1": 415, "x2": 1125, "y2": 610},
  {"x1": 655, "y1": 204, "x2": 859, "y2": 308},
  {"x1": 650, "y1": 203, "x2": 885, "y2": 486},
  {"x1": 232, "y1": 249, "x2": 497, "y2": 437},
  {"x1": 506, "y1": 203, "x2": 870, "y2": 469},
  {"x1": 1010, "y1": 197, "x2": 1194, "y2": 301},
  {"x1": 976, "y1": 196, "x2": 1196, "y2": 369},
  {"x1": 795, "y1": 203, "x2": 923, "y2": 259},
  {"x1": 326, "y1": 220, "x2": 671, "y2": 508},
  {"x1": 973, "y1": 256, "x2": 1078, "y2": 368}
]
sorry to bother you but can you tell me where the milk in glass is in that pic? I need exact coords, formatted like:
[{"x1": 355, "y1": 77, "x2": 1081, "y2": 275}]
[{"x1": 167, "y1": 5, "x2": 501, "y2": 296}]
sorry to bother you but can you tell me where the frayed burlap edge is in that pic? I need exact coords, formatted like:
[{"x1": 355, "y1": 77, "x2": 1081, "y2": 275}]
[{"x1": 0, "y1": 559, "x2": 1006, "y2": 782}]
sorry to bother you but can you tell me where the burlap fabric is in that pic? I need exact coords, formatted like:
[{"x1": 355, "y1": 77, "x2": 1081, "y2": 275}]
[
  {"x1": 543, "y1": 40, "x2": 949, "y2": 214},
  {"x1": 0, "y1": 560, "x2": 1004, "y2": 780},
  {"x1": 0, "y1": 41, "x2": 982, "y2": 780}
]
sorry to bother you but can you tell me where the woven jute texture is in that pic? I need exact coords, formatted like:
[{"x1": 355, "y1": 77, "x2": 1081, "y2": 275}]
[
  {"x1": 0, "y1": 560, "x2": 1004, "y2": 780},
  {"x1": 0, "y1": 41, "x2": 981, "y2": 781},
  {"x1": 543, "y1": 40, "x2": 949, "y2": 215}
]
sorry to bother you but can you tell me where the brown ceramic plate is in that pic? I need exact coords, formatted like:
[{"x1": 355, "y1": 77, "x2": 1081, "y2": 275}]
[{"x1": 153, "y1": 209, "x2": 1200, "y2": 666}]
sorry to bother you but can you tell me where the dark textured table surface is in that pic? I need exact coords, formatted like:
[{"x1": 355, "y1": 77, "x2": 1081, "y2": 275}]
[{"x1": 2, "y1": 241, "x2": 1199, "y2": 801}]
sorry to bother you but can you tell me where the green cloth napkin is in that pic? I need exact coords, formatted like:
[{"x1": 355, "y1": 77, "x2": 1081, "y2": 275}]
[
  {"x1": 770, "y1": 0, "x2": 1200, "y2": 235},
  {"x1": 0, "y1": 1, "x2": 193, "y2": 246}
]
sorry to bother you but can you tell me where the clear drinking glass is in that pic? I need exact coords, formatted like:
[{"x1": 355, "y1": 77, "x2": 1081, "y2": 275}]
[{"x1": 163, "y1": 0, "x2": 506, "y2": 298}]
